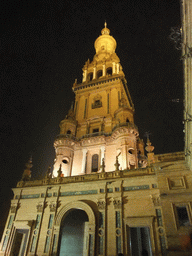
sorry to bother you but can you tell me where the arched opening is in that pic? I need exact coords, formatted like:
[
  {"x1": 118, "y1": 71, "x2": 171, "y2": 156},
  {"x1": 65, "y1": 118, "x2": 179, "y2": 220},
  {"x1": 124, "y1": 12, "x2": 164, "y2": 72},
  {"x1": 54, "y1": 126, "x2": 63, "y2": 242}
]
[
  {"x1": 62, "y1": 159, "x2": 68, "y2": 164},
  {"x1": 126, "y1": 118, "x2": 129, "y2": 123},
  {"x1": 67, "y1": 130, "x2": 71, "y2": 134},
  {"x1": 58, "y1": 209, "x2": 89, "y2": 256},
  {"x1": 106, "y1": 67, "x2": 112, "y2": 76},
  {"x1": 87, "y1": 72, "x2": 93, "y2": 81},
  {"x1": 54, "y1": 201, "x2": 96, "y2": 256},
  {"x1": 92, "y1": 154, "x2": 99, "y2": 172},
  {"x1": 97, "y1": 70, "x2": 102, "y2": 79},
  {"x1": 128, "y1": 149, "x2": 134, "y2": 155}
]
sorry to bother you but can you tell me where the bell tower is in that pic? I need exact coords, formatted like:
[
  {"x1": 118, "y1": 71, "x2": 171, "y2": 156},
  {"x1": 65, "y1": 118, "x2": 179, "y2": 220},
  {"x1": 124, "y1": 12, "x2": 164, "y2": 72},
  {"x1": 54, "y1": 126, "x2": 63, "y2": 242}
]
[{"x1": 52, "y1": 23, "x2": 146, "y2": 177}]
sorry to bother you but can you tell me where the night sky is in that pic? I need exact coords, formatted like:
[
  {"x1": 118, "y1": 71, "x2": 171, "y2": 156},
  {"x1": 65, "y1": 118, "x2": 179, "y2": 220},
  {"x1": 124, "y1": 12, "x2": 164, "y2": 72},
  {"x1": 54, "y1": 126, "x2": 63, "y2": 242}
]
[{"x1": 0, "y1": 0, "x2": 183, "y2": 235}]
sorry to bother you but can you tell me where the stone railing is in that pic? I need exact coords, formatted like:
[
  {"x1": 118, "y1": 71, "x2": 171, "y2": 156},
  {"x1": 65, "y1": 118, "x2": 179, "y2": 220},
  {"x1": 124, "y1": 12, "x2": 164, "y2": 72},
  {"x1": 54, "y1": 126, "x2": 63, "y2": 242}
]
[{"x1": 16, "y1": 167, "x2": 155, "y2": 188}]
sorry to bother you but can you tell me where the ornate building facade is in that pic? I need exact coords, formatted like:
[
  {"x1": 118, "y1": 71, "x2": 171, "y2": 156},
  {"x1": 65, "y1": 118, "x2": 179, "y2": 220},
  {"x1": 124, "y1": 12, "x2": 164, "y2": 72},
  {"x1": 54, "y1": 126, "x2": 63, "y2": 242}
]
[{"x1": 0, "y1": 24, "x2": 192, "y2": 256}]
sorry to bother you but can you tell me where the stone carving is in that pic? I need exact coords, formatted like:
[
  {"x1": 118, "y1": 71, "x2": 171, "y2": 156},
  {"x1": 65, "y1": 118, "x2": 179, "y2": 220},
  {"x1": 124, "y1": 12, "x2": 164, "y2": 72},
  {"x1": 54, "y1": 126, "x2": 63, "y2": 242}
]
[
  {"x1": 97, "y1": 199, "x2": 106, "y2": 210},
  {"x1": 112, "y1": 198, "x2": 122, "y2": 209},
  {"x1": 100, "y1": 158, "x2": 105, "y2": 172},
  {"x1": 49, "y1": 201, "x2": 57, "y2": 212},
  {"x1": 36, "y1": 202, "x2": 44, "y2": 212},
  {"x1": 114, "y1": 152, "x2": 121, "y2": 171},
  {"x1": 10, "y1": 203, "x2": 18, "y2": 213},
  {"x1": 152, "y1": 196, "x2": 161, "y2": 207},
  {"x1": 57, "y1": 164, "x2": 62, "y2": 178}
]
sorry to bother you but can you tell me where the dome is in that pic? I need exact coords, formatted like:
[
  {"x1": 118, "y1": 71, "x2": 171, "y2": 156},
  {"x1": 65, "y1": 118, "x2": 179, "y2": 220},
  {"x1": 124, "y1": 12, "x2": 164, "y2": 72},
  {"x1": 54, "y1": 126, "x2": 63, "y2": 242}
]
[{"x1": 94, "y1": 22, "x2": 117, "y2": 61}]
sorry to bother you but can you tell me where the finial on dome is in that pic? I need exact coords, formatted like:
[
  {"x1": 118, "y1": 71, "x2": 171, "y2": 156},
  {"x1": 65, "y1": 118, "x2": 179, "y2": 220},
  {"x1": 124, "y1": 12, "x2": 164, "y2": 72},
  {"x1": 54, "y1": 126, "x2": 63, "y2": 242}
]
[
  {"x1": 145, "y1": 138, "x2": 154, "y2": 153},
  {"x1": 101, "y1": 22, "x2": 110, "y2": 35}
]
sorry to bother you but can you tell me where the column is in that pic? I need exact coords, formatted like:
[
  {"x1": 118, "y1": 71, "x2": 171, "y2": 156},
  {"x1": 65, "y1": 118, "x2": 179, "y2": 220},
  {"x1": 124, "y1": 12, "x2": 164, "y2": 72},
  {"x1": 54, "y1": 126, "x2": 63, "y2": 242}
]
[
  {"x1": 116, "y1": 63, "x2": 120, "y2": 74},
  {"x1": 97, "y1": 199, "x2": 106, "y2": 256},
  {"x1": 93, "y1": 66, "x2": 96, "y2": 79},
  {"x1": 113, "y1": 197, "x2": 123, "y2": 255},
  {"x1": 82, "y1": 70, "x2": 86, "y2": 82},
  {"x1": 152, "y1": 196, "x2": 167, "y2": 255},
  {"x1": 81, "y1": 149, "x2": 87, "y2": 174},
  {"x1": 112, "y1": 62, "x2": 116, "y2": 74},
  {"x1": 30, "y1": 201, "x2": 45, "y2": 255},
  {"x1": 121, "y1": 146, "x2": 127, "y2": 170},
  {"x1": 83, "y1": 69, "x2": 87, "y2": 82},
  {"x1": 1, "y1": 202, "x2": 19, "y2": 254},
  {"x1": 44, "y1": 188, "x2": 60, "y2": 256},
  {"x1": 103, "y1": 63, "x2": 106, "y2": 76}
]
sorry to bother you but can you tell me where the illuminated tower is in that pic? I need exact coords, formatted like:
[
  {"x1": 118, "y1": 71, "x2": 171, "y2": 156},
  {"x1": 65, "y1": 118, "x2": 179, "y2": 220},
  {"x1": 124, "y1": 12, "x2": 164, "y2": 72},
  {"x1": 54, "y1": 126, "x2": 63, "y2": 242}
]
[
  {"x1": 181, "y1": 0, "x2": 192, "y2": 169},
  {"x1": 53, "y1": 23, "x2": 146, "y2": 177}
]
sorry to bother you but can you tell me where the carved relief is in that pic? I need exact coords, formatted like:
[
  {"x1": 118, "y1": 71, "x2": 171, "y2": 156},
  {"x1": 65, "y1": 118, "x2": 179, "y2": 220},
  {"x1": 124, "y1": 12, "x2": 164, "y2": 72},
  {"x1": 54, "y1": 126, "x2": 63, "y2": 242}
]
[
  {"x1": 112, "y1": 198, "x2": 122, "y2": 209},
  {"x1": 92, "y1": 94, "x2": 102, "y2": 109},
  {"x1": 152, "y1": 196, "x2": 161, "y2": 207},
  {"x1": 49, "y1": 201, "x2": 57, "y2": 212},
  {"x1": 168, "y1": 177, "x2": 186, "y2": 190},
  {"x1": 97, "y1": 199, "x2": 106, "y2": 210},
  {"x1": 36, "y1": 202, "x2": 44, "y2": 212},
  {"x1": 10, "y1": 203, "x2": 18, "y2": 213}
]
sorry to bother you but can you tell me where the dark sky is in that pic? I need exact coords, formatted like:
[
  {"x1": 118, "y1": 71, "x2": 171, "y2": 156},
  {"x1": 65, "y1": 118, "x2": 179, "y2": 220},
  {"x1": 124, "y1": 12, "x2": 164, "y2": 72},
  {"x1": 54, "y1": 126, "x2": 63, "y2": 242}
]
[{"x1": 0, "y1": 0, "x2": 183, "y2": 234}]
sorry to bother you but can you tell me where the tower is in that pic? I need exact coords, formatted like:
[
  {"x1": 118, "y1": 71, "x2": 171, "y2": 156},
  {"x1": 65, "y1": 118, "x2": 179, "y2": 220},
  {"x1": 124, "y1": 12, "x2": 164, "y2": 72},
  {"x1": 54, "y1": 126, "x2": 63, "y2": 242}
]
[{"x1": 52, "y1": 23, "x2": 146, "y2": 178}]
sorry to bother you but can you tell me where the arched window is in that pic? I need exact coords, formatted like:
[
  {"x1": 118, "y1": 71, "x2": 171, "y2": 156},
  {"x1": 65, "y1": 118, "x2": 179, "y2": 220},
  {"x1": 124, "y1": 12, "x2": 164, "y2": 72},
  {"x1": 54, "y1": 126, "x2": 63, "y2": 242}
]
[
  {"x1": 87, "y1": 72, "x2": 93, "y2": 81},
  {"x1": 92, "y1": 154, "x2": 99, "y2": 172},
  {"x1": 126, "y1": 118, "x2": 129, "y2": 123},
  {"x1": 67, "y1": 130, "x2": 71, "y2": 134},
  {"x1": 106, "y1": 67, "x2": 112, "y2": 76},
  {"x1": 97, "y1": 70, "x2": 102, "y2": 79}
]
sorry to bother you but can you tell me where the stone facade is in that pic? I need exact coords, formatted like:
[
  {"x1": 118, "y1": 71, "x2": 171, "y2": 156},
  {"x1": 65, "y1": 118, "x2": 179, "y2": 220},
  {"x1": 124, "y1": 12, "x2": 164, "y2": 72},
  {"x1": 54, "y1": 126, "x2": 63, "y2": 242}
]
[{"x1": 1, "y1": 23, "x2": 192, "y2": 256}]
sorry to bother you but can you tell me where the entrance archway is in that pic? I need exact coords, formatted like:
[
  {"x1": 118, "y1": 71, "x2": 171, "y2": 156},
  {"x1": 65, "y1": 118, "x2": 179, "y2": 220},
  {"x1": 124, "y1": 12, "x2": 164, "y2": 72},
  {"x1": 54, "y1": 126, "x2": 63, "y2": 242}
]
[
  {"x1": 53, "y1": 201, "x2": 96, "y2": 256},
  {"x1": 59, "y1": 209, "x2": 88, "y2": 256}
]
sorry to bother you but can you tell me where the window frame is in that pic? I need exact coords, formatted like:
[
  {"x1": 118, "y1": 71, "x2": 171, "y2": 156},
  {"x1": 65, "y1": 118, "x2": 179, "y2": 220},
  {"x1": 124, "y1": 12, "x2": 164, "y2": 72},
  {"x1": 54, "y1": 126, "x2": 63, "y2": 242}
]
[{"x1": 173, "y1": 203, "x2": 192, "y2": 229}]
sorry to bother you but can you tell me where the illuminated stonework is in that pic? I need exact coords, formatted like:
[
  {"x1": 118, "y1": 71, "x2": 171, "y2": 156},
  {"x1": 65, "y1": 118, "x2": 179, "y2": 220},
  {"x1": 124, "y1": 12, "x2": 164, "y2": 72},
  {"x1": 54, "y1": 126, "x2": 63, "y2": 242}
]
[{"x1": 52, "y1": 24, "x2": 146, "y2": 177}]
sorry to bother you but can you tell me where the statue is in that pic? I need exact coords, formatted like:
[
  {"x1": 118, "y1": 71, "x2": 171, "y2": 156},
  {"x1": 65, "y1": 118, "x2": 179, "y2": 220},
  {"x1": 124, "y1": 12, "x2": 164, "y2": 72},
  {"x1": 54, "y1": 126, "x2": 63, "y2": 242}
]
[
  {"x1": 100, "y1": 158, "x2": 105, "y2": 172},
  {"x1": 57, "y1": 164, "x2": 62, "y2": 178},
  {"x1": 114, "y1": 152, "x2": 121, "y2": 171},
  {"x1": 44, "y1": 166, "x2": 51, "y2": 179},
  {"x1": 21, "y1": 156, "x2": 32, "y2": 181}
]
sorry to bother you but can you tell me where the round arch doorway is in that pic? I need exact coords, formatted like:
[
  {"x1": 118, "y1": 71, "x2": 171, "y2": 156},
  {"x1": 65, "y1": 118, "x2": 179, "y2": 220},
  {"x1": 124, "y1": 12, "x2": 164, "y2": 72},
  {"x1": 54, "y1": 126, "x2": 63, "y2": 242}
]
[{"x1": 58, "y1": 209, "x2": 89, "y2": 256}]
